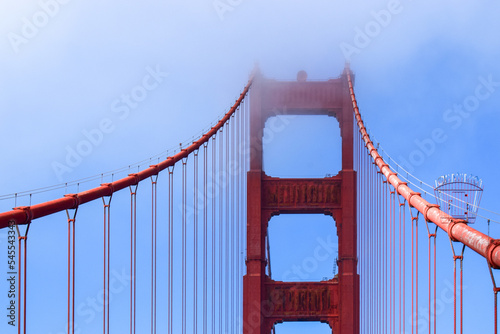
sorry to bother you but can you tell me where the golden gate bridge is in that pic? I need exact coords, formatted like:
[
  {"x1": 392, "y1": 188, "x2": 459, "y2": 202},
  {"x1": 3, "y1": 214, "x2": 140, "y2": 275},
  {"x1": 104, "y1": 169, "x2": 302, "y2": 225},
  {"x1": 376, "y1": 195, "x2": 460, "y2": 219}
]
[{"x1": 1, "y1": 65, "x2": 500, "y2": 333}]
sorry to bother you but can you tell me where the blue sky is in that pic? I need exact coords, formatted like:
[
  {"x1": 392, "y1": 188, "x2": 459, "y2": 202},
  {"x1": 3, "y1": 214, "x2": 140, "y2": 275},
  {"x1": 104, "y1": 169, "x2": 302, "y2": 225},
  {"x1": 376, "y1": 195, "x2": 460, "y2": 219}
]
[{"x1": 1, "y1": 0, "x2": 500, "y2": 333}]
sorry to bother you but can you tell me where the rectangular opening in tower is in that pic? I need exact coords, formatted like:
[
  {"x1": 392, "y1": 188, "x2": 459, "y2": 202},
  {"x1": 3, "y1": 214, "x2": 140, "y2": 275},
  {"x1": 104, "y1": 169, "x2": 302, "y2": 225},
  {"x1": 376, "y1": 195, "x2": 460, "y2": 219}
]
[
  {"x1": 262, "y1": 115, "x2": 341, "y2": 178},
  {"x1": 266, "y1": 213, "x2": 338, "y2": 282},
  {"x1": 273, "y1": 321, "x2": 333, "y2": 333}
]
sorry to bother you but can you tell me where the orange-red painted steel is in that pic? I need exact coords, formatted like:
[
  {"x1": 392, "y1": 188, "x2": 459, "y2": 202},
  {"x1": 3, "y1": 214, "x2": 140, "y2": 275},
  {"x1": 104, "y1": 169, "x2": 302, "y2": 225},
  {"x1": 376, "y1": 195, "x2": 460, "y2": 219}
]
[
  {"x1": 243, "y1": 68, "x2": 359, "y2": 333},
  {"x1": 346, "y1": 66, "x2": 500, "y2": 270},
  {"x1": 0, "y1": 75, "x2": 254, "y2": 230}
]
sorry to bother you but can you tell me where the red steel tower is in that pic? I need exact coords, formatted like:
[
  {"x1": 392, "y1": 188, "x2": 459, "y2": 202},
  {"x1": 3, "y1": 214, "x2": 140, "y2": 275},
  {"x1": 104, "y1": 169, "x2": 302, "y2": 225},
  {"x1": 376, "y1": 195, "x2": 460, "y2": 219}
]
[{"x1": 243, "y1": 67, "x2": 359, "y2": 333}]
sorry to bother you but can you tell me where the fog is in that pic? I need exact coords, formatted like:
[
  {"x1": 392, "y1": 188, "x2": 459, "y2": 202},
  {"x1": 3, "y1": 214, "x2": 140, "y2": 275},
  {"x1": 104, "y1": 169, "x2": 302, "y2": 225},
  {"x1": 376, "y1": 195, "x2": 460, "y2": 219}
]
[{"x1": 1, "y1": 1, "x2": 500, "y2": 333}]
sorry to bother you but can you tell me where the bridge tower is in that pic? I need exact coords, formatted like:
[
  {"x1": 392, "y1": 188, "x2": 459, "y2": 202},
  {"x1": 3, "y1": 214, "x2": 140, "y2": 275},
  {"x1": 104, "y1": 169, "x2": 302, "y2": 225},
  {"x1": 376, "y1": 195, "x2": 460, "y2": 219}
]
[{"x1": 243, "y1": 67, "x2": 359, "y2": 333}]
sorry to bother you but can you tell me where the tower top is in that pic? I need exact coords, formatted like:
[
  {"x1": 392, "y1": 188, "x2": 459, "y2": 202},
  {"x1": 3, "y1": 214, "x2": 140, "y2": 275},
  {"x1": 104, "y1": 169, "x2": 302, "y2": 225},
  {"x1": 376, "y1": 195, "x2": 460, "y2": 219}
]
[{"x1": 297, "y1": 70, "x2": 308, "y2": 82}]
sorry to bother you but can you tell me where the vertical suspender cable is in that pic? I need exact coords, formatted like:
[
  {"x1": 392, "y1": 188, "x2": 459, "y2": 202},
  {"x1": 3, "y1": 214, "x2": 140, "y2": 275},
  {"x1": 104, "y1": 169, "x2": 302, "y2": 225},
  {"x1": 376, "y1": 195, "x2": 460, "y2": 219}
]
[
  {"x1": 379, "y1": 173, "x2": 383, "y2": 334},
  {"x1": 364, "y1": 148, "x2": 368, "y2": 333},
  {"x1": 106, "y1": 198, "x2": 110, "y2": 334},
  {"x1": 181, "y1": 157, "x2": 188, "y2": 334},
  {"x1": 374, "y1": 164, "x2": 377, "y2": 334},
  {"x1": 385, "y1": 179, "x2": 389, "y2": 333},
  {"x1": 65, "y1": 204, "x2": 78, "y2": 334},
  {"x1": 193, "y1": 150, "x2": 199, "y2": 334},
  {"x1": 381, "y1": 176, "x2": 385, "y2": 333},
  {"x1": 377, "y1": 169, "x2": 381, "y2": 334},
  {"x1": 225, "y1": 120, "x2": 230, "y2": 334},
  {"x1": 376, "y1": 168, "x2": 380, "y2": 334},
  {"x1": 383, "y1": 178, "x2": 387, "y2": 334},
  {"x1": 395, "y1": 180, "x2": 405, "y2": 334},
  {"x1": 417, "y1": 211, "x2": 420, "y2": 334},
  {"x1": 360, "y1": 138, "x2": 365, "y2": 334},
  {"x1": 377, "y1": 165, "x2": 381, "y2": 334},
  {"x1": 203, "y1": 142, "x2": 208, "y2": 334},
  {"x1": 240, "y1": 98, "x2": 248, "y2": 333},
  {"x1": 364, "y1": 138, "x2": 368, "y2": 334},
  {"x1": 426, "y1": 221, "x2": 431, "y2": 334},
  {"x1": 454, "y1": 251, "x2": 458, "y2": 334},
  {"x1": 219, "y1": 128, "x2": 224, "y2": 333},
  {"x1": 72, "y1": 210, "x2": 77, "y2": 334},
  {"x1": 390, "y1": 184, "x2": 393, "y2": 333},
  {"x1": 366, "y1": 141, "x2": 372, "y2": 333},
  {"x1": 103, "y1": 199, "x2": 107, "y2": 334},
  {"x1": 362, "y1": 132, "x2": 369, "y2": 333},
  {"x1": 488, "y1": 262, "x2": 500, "y2": 334},
  {"x1": 21, "y1": 230, "x2": 26, "y2": 334},
  {"x1": 433, "y1": 228, "x2": 438, "y2": 334},
  {"x1": 211, "y1": 134, "x2": 217, "y2": 334},
  {"x1": 399, "y1": 194, "x2": 403, "y2": 334},
  {"x1": 411, "y1": 208, "x2": 415, "y2": 334},
  {"x1": 376, "y1": 163, "x2": 381, "y2": 334},
  {"x1": 364, "y1": 139, "x2": 367, "y2": 333},
  {"x1": 129, "y1": 183, "x2": 138, "y2": 334},
  {"x1": 386, "y1": 179, "x2": 389, "y2": 333},
  {"x1": 372, "y1": 165, "x2": 376, "y2": 334},
  {"x1": 372, "y1": 154, "x2": 375, "y2": 334},
  {"x1": 368, "y1": 145, "x2": 371, "y2": 333},
  {"x1": 355, "y1": 126, "x2": 360, "y2": 327},
  {"x1": 15, "y1": 219, "x2": 31, "y2": 334},
  {"x1": 424, "y1": 217, "x2": 438, "y2": 334},
  {"x1": 359, "y1": 134, "x2": 362, "y2": 332},
  {"x1": 384, "y1": 175, "x2": 387, "y2": 334},
  {"x1": 400, "y1": 195, "x2": 407, "y2": 334},
  {"x1": 449, "y1": 237, "x2": 465, "y2": 334},
  {"x1": 359, "y1": 132, "x2": 364, "y2": 333},
  {"x1": 239, "y1": 97, "x2": 248, "y2": 333},
  {"x1": 235, "y1": 107, "x2": 241, "y2": 333},
  {"x1": 376, "y1": 168, "x2": 379, "y2": 334},
  {"x1": 369, "y1": 159, "x2": 372, "y2": 333},
  {"x1": 409, "y1": 208, "x2": 420, "y2": 334},
  {"x1": 237, "y1": 104, "x2": 241, "y2": 333},
  {"x1": 392, "y1": 188, "x2": 397, "y2": 334},
  {"x1": 373, "y1": 166, "x2": 377, "y2": 334},
  {"x1": 460, "y1": 251, "x2": 464, "y2": 334},
  {"x1": 244, "y1": 96, "x2": 250, "y2": 331},
  {"x1": 102, "y1": 194, "x2": 111, "y2": 334},
  {"x1": 151, "y1": 175, "x2": 158, "y2": 334},
  {"x1": 387, "y1": 182, "x2": 396, "y2": 333},
  {"x1": 368, "y1": 153, "x2": 373, "y2": 333},
  {"x1": 389, "y1": 185, "x2": 394, "y2": 334},
  {"x1": 231, "y1": 113, "x2": 236, "y2": 334},
  {"x1": 434, "y1": 228, "x2": 437, "y2": 334},
  {"x1": 368, "y1": 149, "x2": 371, "y2": 334},
  {"x1": 168, "y1": 166, "x2": 174, "y2": 334},
  {"x1": 381, "y1": 172, "x2": 385, "y2": 334}
]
